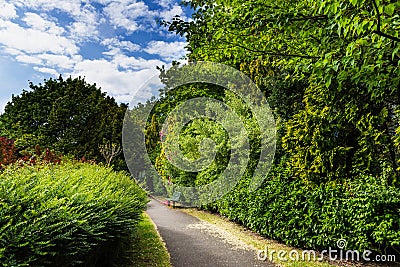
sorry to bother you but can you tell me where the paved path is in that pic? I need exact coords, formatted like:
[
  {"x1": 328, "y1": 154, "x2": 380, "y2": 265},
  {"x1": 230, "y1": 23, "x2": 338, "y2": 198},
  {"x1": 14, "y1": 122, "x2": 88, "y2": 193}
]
[{"x1": 146, "y1": 199, "x2": 275, "y2": 267}]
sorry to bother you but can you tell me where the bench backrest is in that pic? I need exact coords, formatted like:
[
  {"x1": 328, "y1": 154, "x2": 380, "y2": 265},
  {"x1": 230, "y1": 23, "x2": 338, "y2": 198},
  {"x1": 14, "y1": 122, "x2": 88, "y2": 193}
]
[{"x1": 171, "y1": 191, "x2": 181, "y2": 200}]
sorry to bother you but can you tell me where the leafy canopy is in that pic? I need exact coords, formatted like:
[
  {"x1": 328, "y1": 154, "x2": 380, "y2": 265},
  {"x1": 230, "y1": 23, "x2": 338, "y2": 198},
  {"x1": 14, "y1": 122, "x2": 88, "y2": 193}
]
[{"x1": 0, "y1": 76, "x2": 127, "y2": 167}]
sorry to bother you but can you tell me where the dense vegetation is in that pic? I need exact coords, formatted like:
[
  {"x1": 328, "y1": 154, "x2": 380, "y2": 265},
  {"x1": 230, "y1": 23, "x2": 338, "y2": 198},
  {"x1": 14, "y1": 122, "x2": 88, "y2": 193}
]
[
  {"x1": 1, "y1": 0, "x2": 399, "y2": 262},
  {"x1": 163, "y1": 0, "x2": 400, "y2": 184},
  {"x1": 0, "y1": 76, "x2": 127, "y2": 170},
  {"x1": 139, "y1": 0, "x2": 400, "y2": 257},
  {"x1": 0, "y1": 161, "x2": 147, "y2": 266},
  {"x1": 0, "y1": 77, "x2": 155, "y2": 266}
]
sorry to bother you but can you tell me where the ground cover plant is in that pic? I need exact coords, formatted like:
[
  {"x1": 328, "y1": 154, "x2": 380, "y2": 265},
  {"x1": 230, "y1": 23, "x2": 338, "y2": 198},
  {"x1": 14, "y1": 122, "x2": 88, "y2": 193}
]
[{"x1": 0, "y1": 161, "x2": 147, "y2": 266}]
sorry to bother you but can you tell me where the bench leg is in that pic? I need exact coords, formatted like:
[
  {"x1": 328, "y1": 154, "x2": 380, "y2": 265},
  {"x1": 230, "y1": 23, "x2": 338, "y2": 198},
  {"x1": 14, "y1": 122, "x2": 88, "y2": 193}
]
[{"x1": 166, "y1": 200, "x2": 177, "y2": 207}]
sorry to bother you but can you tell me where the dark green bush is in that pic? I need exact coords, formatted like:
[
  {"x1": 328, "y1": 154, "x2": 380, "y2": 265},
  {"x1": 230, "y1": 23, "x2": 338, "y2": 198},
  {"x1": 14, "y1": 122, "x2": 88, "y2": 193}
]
[
  {"x1": 0, "y1": 162, "x2": 147, "y2": 266},
  {"x1": 204, "y1": 160, "x2": 400, "y2": 256}
]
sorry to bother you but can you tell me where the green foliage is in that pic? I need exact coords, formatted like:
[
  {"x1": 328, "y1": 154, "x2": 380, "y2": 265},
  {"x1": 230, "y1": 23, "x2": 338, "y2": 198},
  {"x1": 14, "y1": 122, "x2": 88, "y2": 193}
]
[
  {"x1": 145, "y1": 114, "x2": 160, "y2": 153},
  {"x1": 210, "y1": 160, "x2": 400, "y2": 255},
  {"x1": 165, "y1": 0, "x2": 400, "y2": 184},
  {"x1": 154, "y1": 0, "x2": 400, "y2": 256},
  {"x1": 0, "y1": 162, "x2": 147, "y2": 266},
  {"x1": 0, "y1": 76, "x2": 127, "y2": 169},
  {"x1": 154, "y1": 89, "x2": 263, "y2": 190}
]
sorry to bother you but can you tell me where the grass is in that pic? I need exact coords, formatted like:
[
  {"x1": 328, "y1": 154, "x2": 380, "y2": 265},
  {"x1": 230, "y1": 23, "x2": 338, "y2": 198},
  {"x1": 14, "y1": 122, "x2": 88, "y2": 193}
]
[
  {"x1": 181, "y1": 208, "x2": 388, "y2": 267},
  {"x1": 130, "y1": 212, "x2": 172, "y2": 267}
]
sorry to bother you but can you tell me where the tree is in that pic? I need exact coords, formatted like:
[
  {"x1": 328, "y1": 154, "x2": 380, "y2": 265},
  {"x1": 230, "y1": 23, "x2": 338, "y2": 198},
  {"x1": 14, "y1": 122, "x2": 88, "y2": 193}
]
[
  {"x1": 164, "y1": 0, "x2": 400, "y2": 185},
  {"x1": 99, "y1": 140, "x2": 122, "y2": 166},
  {"x1": 146, "y1": 114, "x2": 160, "y2": 152},
  {"x1": 0, "y1": 76, "x2": 127, "y2": 167},
  {"x1": 151, "y1": 0, "x2": 400, "y2": 255}
]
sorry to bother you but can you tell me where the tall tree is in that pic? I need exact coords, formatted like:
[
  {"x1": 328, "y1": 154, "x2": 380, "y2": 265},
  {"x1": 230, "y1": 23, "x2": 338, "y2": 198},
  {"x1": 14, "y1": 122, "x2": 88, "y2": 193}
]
[
  {"x1": 164, "y1": 0, "x2": 400, "y2": 185},
  {"x1": 0, "y1": 76, "x2": 127, "y2": 167}
]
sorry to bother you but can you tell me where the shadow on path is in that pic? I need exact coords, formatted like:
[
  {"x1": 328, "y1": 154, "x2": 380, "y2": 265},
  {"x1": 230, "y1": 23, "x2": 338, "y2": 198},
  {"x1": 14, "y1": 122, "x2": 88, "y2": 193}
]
[{"x1": 146, "y1": 198, "x2": 275, "y2": 267}]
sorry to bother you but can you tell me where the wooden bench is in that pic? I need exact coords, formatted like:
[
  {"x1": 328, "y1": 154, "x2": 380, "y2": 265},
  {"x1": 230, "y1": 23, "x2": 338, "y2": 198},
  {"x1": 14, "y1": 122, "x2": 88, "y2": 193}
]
[{"x1": 166, "y1": 191, "x2": 181, "y2": 207}]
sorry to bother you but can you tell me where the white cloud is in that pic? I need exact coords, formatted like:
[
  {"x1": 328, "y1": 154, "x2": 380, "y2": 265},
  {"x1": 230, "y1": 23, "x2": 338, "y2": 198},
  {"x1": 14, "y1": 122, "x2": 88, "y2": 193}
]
[
  {"x1": 102, "y1": 48, "x2": 121, "y2": 57},
  {"x1": 0, "y1": 2, "x2": 17, "y2": 19},
  {"x1": 158, "y1": 0, "x2": 174, "y2": 8},
  {"x1": 144, "y1": 40, "x2": 187, "y2": 61},
  {"x1": 68, "y1": 21, "x2": 98, "y2": 41},
  {"x1": 6, "y1": 0, "x2": 186, "y2": 41},
  {"x1": 0, "y1": 19, "x2": 79, "y2": 55},
  {"x1": 0, "y1": 98, "x2": 10, "y2": 114},
  {"x1": 103, "y1": 1, "x2": 152, "y2": 32},
  {"x1": 2, "y1": 47, "x2": 23, "y2": 56},
  {"x1": 22, "y1": 12, "x2": 65, "y2": 35},
  {"x1": 101, "y1": 38, "x2": 140, "y2": 53},
  {"x1": 16, "y1": 54, "x2": 43, "y2": 65},
  {"x1": 112, "y1": 54, "x2": 165, "y2": 70},
  {"x1": 159, "y1": 5, "x2": 184, "y2": 21},
  {"x1": 37, "y1": 54, "x2": 82, "y2": 70},
  {"x1": 34, "y1": 66, "x2": 59, "y2": 76},
  {"x1": 14, "y1": 0, "x2": 99, "y2": 41},
  {"x1": 71, "y1": 58, "x2": 161, "y2": 103},
  {"x1": 12, "y1": 52, "x2": 82, "y2": 75},
  {"x1": 67, "y1": 4, "x2": 100, "y2": 41},
  {"x1": 14, "y1": 0, "x2": 83, "y2": 17}
]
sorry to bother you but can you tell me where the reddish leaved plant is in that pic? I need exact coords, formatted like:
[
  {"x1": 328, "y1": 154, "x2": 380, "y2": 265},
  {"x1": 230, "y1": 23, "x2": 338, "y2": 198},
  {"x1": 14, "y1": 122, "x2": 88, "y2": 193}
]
[{"x1": 0, "y1": 136, "x2": 17, "y2": 169}]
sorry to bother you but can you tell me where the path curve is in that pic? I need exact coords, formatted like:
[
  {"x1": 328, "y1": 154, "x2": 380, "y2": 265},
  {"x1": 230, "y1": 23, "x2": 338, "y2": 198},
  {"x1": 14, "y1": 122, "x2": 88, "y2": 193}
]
[{"x1": 146, "y1": 199, "x2": 275, "y2": 267}]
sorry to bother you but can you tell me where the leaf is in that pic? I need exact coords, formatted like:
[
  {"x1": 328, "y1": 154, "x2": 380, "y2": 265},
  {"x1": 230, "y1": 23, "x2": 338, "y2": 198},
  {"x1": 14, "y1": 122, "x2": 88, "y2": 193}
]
[
  {"x1": 325, "y1": 76, "x2": 332, "y2": 88},
  {"x1": 385, "y1": 4, "x2": 396, "y2": 16}
]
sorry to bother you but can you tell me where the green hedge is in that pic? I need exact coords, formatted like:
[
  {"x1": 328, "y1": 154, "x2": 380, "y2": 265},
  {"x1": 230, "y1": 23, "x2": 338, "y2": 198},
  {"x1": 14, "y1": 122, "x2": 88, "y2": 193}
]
[
  {"x1": 0, "y1": 162, "x2": 147, "y2": 266},
  {"x1": 205, "y1": 161, "x2": 400, "y2": 256}
]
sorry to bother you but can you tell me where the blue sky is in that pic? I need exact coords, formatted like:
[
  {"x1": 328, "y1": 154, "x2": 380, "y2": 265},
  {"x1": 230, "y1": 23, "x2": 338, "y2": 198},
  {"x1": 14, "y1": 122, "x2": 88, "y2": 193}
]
[{"x1": 0, "y1": 0, "x2": 191, "y2": 111}]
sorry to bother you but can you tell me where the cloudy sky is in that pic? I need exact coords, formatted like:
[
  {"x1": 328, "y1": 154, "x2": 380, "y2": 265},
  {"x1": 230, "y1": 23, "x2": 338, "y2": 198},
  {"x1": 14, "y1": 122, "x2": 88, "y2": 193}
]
[{"x1": 0, "y1": 0, "x2": 191, "y2": 111}]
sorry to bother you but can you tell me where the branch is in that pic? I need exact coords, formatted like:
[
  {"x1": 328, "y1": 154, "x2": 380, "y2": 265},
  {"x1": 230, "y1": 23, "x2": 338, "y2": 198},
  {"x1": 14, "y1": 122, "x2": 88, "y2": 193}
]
[
  {"x1": 371, "y1": 0, "x2": 400, "y2": 42},
  {"x1": 251, "y1": 14, "x2": 328, "y2": 24},
  {"x1": 99, "y1": 142, "x2": 122, "y2": 166},
  {"x1": 222, "y1": 40, "x2": 320, "y2": 60},
  {"x1": 291, "y1": 15, "x2": 328, "y2": 22}
]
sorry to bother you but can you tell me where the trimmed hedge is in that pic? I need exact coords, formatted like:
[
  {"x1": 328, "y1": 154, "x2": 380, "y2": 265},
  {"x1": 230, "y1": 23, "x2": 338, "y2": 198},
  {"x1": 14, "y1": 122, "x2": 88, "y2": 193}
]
[
  {"x1": 205, "y1": 161, "x2": 400, "y2": 256},
  {"x1": 0, "y1": 162, "x2": 147, "y2": 266}
]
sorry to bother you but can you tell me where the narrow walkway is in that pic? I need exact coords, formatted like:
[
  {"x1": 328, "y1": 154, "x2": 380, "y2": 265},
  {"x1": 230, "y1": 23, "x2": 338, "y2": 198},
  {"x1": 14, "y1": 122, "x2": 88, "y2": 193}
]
[{"x1": 146, "y1": 199, "x2": 275, "y2": 267}]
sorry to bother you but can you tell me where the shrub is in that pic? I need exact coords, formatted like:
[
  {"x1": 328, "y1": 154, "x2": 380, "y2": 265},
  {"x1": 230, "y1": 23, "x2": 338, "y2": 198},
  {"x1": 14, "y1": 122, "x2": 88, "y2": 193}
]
[
  {"x1": 0, "y1": 162, "x2": 147, "y2": 266},
  {"x1": 0, "y1": 140, "x2": 62, "y2": 170},
  {"x1": 0, "y1": 136, "x2": 17, "y2": 169},
  {"x1": 203, "y1": 160, "x2": 400, "y2": 257},
  {"x1": 18, "y1": 146, "x2": 62, "y2": 166}
]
